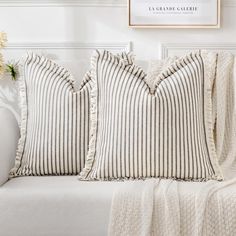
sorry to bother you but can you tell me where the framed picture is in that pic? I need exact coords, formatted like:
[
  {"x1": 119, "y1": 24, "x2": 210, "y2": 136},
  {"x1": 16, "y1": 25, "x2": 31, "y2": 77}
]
[{"x1": 128, "y1": 0, "x2": 221, "y2": 28}]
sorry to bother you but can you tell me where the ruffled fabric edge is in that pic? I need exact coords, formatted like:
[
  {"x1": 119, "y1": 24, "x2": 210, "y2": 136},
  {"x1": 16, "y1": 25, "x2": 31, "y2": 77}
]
[
  {"x1": 9, "y1": 52, "x2": 74, "y2": 178},
  {"x1": 79, "y1": 51, "x2": 136, "y2": 90}
]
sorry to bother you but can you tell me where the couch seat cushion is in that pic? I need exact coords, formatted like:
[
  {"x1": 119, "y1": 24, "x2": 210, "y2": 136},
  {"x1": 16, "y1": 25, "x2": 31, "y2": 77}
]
[{"x1": 0, "y1": 176, "x2": 123, "y2": 236}]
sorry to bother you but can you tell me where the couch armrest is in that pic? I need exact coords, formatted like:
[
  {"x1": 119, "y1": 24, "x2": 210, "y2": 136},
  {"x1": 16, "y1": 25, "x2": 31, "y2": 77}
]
[{"x1": 0, "y1": 107, "x2": 19, "y2": 186}]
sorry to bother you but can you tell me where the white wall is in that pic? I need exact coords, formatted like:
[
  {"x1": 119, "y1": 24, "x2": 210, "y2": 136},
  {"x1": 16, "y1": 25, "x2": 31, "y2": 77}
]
[
  {"x1": 0, "y1": 0, "x2": 236, "y2": 119},
  {"x1": 1, "y1": 0, "x2": 236, "y2": 60}
]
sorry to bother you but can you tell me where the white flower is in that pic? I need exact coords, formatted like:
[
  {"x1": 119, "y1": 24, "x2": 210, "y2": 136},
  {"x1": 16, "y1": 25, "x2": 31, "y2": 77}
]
[
  {"x1": 0, "y1": 53, "x2": 4, "y2": 78},
  {"x1": 0, "y1": 56, "x2": 4, "y2": 77},
  {"x1": 0, "y1": 32, "x2": 7, "y2": 78},
  {"x1": 0, "y1": 32, "x2": 7, "y2": 48}
]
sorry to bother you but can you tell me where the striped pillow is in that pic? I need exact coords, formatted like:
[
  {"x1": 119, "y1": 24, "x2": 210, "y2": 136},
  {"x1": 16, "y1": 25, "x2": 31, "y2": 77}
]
[
  {"x1": 79, "y1": 50, "x2": 223, "y2": 181},
  {"x1": 9, "y1": 53, "x2": 92, "y2": 176}
]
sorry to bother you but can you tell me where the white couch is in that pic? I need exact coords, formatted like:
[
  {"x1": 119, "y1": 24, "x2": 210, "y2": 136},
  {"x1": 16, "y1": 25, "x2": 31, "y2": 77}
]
[
  {"x1": 1, "y1": 107, "x2": 236, "y2": 236},
  {"x1": 0, "y1": 107, "x2": 124, "y2": 236}
]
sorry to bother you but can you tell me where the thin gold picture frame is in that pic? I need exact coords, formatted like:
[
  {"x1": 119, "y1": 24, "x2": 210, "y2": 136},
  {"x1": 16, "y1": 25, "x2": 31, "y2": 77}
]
[{"x1": 128, "y1": 0, "x2": 221, "y2": 29}]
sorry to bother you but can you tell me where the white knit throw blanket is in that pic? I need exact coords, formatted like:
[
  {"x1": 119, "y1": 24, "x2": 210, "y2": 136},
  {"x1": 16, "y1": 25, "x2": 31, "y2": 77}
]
[{"x1": 108, "y1": 52, "x2": 236, "y2": 236}]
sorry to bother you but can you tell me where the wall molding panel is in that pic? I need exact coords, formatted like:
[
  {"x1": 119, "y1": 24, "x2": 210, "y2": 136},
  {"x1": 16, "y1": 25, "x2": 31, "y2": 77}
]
[
  {"x1": 224, "y1": 0, "x2": 236, "y2": 7},
  {"x1": 2, "y1": 41, "x2": 132, "y2": 89},
  {"x1": 0, "y1": 0, "x2": 126, "y2": 7},
  {"x1": 161, "y1": 43, "x2": 236, "y2": 59},
  {"x1": 5, "y1": 41, "x2": 131, "y2": 52},
  {"x1": 0, "y1": 0, "x2": 234, "y2": 7},
  {"x1": 3, "y1": 42, "x2": 131, "y2": 71}
]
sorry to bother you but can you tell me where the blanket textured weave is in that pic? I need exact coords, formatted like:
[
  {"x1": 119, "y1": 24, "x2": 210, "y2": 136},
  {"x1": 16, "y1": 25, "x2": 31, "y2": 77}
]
[
  {"x1": 109, "y1": 179, "x2": 236, "y2": 236},
  {"x1": 108, "y1": 51, "x2": 236, "y2": 236}
]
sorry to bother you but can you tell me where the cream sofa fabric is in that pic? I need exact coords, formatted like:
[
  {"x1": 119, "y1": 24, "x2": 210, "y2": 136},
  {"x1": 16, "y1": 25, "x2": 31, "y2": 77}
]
[
  {"x1": 0, "y1": 108, "x2": 19, "y2": 186},
  {"x1": 0, "y1": 176, "x2": 122, "y2": 236}
]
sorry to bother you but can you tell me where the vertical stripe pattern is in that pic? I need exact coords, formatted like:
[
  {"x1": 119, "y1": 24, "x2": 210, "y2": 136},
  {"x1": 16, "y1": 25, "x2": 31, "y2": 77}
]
[
  {"x1": 10, "y1": 53, "x2": 92, "y2": 176},
  {"x1": 10, "y1": 52, "x2": 134, "y2": 177},
  {"x1": 80, "y1": 50, "x2": 223, "y2": 181}
]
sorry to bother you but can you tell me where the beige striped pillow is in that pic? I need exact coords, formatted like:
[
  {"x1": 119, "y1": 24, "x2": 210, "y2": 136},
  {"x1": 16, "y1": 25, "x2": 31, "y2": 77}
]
[
  {"x1": 79, "y1": 50, "x2": 223, "y2": 181},
  {"x1": 10, "y1": 53, "x2": 92, "y2": 176}
]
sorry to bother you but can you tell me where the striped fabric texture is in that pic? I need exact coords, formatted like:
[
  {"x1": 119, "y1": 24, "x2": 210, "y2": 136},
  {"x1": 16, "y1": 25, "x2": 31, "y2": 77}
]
[
  {"x1": 10, "y1": 53, "x2": 92, "y2": 176},
  {"x1": 79, "y1": 50, "x2": 223, "y2": 181},
  {"x1": 10, "y1": 52, "x2": 134, "y2": 177}
]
